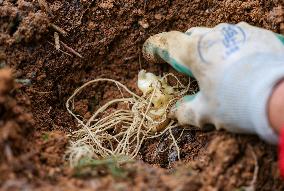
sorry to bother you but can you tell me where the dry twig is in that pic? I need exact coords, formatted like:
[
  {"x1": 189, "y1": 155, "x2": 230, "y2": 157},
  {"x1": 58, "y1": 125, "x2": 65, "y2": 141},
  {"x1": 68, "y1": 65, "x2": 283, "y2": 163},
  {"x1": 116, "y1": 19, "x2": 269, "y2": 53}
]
[
  {"x1": 50, "y1": 24, "x2": 68, "y2": 37},
  {"x1": 47, "y1": 41, "x2": 72, "y2": 57},
  {"x1": 242, "y1": 145, "x2": 259, "y2": 191},
  {"x1": 54, "y1": 32, "x2": 60, "y2": 50},
  {"x1": 60, "y1": 41, "x2": 83, "y2": 58}
]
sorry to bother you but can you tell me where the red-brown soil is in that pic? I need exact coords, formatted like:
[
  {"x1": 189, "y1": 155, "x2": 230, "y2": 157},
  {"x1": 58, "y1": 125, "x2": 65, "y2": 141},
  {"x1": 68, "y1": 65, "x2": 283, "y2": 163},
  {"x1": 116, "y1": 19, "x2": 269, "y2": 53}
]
[{"x1": 1, "y1": 0, "x2": 284, "y2": 190}]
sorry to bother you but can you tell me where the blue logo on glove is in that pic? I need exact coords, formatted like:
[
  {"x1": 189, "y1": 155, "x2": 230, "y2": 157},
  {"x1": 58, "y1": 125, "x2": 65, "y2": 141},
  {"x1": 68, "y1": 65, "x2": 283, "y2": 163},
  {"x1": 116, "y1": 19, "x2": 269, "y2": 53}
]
[{"x1": 198, "y1": 24, "x2": 246, "y2": 64}]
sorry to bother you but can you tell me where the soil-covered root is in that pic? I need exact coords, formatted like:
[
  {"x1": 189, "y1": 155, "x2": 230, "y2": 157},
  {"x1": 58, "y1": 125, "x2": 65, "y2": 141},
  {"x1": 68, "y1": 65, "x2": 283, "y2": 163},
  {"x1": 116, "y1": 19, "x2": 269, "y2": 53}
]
[{"x1": 66, "y1": 71, "x2": 191, "y2": 167}]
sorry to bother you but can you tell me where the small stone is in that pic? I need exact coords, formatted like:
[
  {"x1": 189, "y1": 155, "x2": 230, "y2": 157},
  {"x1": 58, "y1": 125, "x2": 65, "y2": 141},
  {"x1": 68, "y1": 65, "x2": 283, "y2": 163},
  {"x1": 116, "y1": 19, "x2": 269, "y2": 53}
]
[
  {"x1": 137, "y1": 9, "x2": 143, "y2": 15},
  {"x1": 154, "y1": 14, "x2": 163, "y2": 20},
  {"x1": 99, "y1": 0, "x2": 114, "y2": 9},
  {"x1": 138, "y1": 19, "x2": 149, "y2": 29},
  {"x1": 87, "y1": 21, "x2": 97, "y2": 30}
]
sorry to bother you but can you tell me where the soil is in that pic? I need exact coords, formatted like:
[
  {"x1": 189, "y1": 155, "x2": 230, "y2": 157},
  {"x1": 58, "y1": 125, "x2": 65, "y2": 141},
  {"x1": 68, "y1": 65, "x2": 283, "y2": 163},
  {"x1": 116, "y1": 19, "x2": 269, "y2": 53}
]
[{"x1": 0, "y1": 0, "x2": 284, "y2": 190}]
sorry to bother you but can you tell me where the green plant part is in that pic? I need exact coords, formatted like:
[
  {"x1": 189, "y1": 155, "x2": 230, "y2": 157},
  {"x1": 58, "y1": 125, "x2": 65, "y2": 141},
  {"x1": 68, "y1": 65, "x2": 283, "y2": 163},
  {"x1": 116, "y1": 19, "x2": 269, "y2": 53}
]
[
  {"x1": 42, "y1": 133, "x2": 49, "y2": 141},
  {"x1": 15, "y1": 79, "x2": 31, "y2": 86},
  {"x1": 74, "y1": 156, "x2": 133, "y2": 178},
  {"x1": 14, "y1": 35, "x2": 22, "y2": 44},
  {"x1": 0, "y1": 61, "x2": 6, "y2": 69}
]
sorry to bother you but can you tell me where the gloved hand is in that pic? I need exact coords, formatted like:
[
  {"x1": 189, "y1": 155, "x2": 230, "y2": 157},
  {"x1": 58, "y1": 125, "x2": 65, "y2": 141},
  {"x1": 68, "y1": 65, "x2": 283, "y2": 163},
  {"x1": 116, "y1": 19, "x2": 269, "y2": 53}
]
[{"x1": 143, "y1": 22, "x2": 284, "y2": 144}]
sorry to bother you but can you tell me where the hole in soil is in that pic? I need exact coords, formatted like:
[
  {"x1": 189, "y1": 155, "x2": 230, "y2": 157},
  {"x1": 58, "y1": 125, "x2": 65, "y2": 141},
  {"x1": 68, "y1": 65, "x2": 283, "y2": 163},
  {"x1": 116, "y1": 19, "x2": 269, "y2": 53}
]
[
  {"x1": 0, "y1": 105, "x2": 6, "y2": 118},
  {"x1": 9, "y1": 0, "x2": 17, "y2": 4},
  {"x1": 8, "y1": 13, "x2": 21, "y2": 36},
  {"x1": 65, "y1": 71, "x2": 191, "y2": 167},
  {"x1": 140, "y1": 129, "x2": 199, "y2": 168}
]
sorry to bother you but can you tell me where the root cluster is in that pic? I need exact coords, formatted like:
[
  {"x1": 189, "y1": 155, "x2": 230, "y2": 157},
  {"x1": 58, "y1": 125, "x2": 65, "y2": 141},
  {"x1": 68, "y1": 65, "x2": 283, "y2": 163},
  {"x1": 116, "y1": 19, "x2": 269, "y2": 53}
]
[{"x1": 66, "y1": 71, "x2": 190, "y2": 167}]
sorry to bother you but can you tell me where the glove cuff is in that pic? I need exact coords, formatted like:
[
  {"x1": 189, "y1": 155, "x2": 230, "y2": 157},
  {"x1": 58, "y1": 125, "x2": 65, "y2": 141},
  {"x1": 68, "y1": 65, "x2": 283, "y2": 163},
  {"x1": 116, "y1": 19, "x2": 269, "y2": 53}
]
[{"x1": 219, "y1": 53, "x2": 284, "y2": 144}]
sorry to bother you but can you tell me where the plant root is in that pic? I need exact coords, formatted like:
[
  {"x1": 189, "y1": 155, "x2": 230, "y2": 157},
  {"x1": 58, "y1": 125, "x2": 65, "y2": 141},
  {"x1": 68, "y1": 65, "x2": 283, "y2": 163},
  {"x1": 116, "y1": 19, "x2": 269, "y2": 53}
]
[
  {"x1": 66, "y1": 72, "x2": 190, "y2": 167},
  {"x1": 241, "y1": 145, "x2": 259, "y2": 191}
]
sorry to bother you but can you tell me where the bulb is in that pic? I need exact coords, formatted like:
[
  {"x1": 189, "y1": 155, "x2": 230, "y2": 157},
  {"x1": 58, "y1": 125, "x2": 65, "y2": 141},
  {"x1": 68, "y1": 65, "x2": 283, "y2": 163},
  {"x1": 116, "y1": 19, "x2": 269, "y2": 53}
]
[
  {"x1": 137, "y1": 70, "x2": 174, "y2": 118},
  {"x1": 137, "y1": 70, "x2": 159, "y2": 95}
]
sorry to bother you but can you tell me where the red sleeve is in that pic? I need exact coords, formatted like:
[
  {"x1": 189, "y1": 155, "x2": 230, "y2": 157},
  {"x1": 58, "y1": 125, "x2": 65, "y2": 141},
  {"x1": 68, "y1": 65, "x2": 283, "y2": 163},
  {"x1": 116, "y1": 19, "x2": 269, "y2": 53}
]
[{"x1": 278, "y1": 125, "x2": 284, "y2": 178}]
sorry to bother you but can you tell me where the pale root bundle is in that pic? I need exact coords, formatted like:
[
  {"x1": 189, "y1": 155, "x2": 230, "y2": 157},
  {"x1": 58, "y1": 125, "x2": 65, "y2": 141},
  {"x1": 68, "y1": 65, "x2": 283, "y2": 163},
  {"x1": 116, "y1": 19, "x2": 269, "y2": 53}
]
[{"x1": 65, "y1": 70, "x2": 190, "y2": 167}]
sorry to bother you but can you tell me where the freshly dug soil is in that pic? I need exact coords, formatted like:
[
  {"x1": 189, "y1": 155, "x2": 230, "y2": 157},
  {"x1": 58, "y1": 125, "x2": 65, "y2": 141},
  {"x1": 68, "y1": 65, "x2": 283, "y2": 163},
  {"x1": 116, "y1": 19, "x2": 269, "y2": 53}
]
[{"x1": 1, "y1": 0, "x2": 284, "y2": 190}]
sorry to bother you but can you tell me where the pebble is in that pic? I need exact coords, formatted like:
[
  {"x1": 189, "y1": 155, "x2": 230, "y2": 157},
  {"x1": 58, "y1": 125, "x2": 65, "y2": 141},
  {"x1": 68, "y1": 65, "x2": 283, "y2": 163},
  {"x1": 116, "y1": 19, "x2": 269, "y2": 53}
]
[{"x1": 138, "y1": 19, "x2": 149, "y2": 29}]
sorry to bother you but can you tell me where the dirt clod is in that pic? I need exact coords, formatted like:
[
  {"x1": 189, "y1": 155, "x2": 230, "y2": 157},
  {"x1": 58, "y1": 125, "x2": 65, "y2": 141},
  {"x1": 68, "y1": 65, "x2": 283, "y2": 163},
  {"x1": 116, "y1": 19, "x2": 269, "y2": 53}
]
[{"x1": 0, "y1": 68, "x2": 34, "y2": 184}]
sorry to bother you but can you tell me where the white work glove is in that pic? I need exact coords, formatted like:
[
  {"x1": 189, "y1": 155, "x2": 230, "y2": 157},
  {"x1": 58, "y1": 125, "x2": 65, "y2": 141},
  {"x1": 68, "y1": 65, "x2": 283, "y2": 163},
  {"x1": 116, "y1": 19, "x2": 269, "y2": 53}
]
[{"x1": 143, "y1": 22, "x2": 284, "y2": 144}]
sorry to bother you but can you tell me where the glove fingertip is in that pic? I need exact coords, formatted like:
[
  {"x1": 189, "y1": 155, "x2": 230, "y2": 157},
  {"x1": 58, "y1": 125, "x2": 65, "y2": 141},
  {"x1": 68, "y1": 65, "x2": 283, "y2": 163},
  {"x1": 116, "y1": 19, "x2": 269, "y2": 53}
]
[
  {"x1": 142, "y1": 33, "x2": 167, "y2": 64},
  {"x1": 169, "y1": 94, "x2": 197, "y2": 119},
  {"x1": 142, "y1": 41, "x2": 161, "y2": 63}
]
